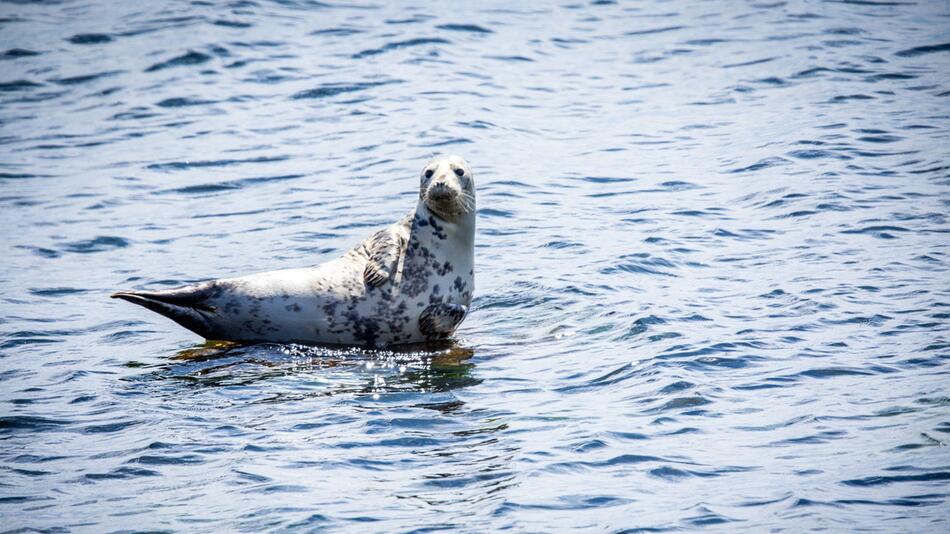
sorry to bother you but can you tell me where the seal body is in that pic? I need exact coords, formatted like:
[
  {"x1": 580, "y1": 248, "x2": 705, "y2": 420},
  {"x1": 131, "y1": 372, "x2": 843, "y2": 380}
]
[{"x1": 113, "y1": 155, "x2": 476, "y2": 346}]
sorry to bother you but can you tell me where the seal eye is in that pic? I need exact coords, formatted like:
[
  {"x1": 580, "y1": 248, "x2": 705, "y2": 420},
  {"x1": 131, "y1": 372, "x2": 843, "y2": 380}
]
[
  {"x1": 454, "y1": 168, "x2": 464, "y2": 177},
  {"x1": 424, "y1": 169, "x2": 433, "y2": 179}
]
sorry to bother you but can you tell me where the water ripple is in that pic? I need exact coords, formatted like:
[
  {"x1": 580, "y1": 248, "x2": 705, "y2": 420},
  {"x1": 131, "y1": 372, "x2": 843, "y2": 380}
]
[
  {"x1": 145, "y1": 51, "x2": 212, "y2": 72},
  {"x1": 0, "y1": 0, "x2": 947, "y2": 531}
]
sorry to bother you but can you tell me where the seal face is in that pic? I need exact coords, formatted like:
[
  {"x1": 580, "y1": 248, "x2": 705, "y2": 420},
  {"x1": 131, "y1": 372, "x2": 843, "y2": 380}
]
[{"x1": 112, "y1": 155, "x2": 476, "y2": 347}]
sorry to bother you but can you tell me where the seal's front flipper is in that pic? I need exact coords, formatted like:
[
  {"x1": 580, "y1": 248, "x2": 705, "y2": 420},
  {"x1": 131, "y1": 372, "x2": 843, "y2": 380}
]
[
  {"x1": 363, "y1": 229, "x2": 404, "y2": 287},
  {"x1": 419, "y1": 303, "x2": 468, "y2": 338}
]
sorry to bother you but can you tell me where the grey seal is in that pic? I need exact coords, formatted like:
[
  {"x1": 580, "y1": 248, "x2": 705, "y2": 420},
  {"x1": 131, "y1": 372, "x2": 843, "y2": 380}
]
[{"x1": 112, "y1": 155, "x2": 476, "y2": 347}]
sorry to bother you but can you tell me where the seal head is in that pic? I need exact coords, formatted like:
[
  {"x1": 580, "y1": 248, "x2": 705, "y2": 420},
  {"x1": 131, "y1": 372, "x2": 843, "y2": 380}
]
[{"x1": 421, "y1": 155, "x2": 475, "y2": 221}]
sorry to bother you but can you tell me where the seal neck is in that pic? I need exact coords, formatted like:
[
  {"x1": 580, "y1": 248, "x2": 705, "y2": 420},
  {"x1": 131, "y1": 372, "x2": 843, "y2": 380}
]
[{"x1": 415, "y1": 201, "x2": 475, "y2": 244}]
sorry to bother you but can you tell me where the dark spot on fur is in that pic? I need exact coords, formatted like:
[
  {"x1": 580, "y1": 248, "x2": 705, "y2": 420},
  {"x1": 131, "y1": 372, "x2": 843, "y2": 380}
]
[
  {"x1": 437, "y1": 261, "x2": 453, "y2": 276},
  {"x1": 322, "y1": 301, "x2": 339, "y2": 325},
  {"x1": 342, "y1": 309, "x2": 380, "y2": 346},
  {"x1": 401, "y1": 239, "x2": 436, "y2": 299},
  {"x1": 223, "y1": 299, "x2": 242, "y2": 314}
]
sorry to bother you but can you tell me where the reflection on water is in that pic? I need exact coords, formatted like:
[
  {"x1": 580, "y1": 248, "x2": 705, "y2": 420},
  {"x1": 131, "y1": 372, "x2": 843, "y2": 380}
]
[
  {"x1": 2, "y1": 0, "x2": 949, "y2": 531},
  {"x1": 147, "y1": 340, "x2": 480, "y2": 396}
]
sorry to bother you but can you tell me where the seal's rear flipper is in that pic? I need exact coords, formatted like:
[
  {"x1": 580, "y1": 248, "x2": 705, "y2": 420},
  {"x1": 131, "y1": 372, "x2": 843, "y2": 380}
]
[
  {"x1": 419, "y1": 303, "x2": 468, "y2": 338},
  {"x1": 112, "y1": 282, "x2": 219, "y2": 338}
]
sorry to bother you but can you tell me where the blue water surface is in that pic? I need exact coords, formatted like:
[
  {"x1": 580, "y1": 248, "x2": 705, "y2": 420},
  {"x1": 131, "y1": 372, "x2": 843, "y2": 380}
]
[{"x1": 1, "y1": 0, "x2": 949, "y2": 531}]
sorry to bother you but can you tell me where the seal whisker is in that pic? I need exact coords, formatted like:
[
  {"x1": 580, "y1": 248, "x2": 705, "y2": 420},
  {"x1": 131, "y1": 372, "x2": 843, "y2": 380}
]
[{"x1": 452, "y1": 190, "x2": 476, "y2": 212}]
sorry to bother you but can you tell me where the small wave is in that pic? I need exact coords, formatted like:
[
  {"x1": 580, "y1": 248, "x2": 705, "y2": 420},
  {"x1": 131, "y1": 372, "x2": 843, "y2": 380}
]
[
  {"x1": 0, "y1": 416, "x2": 71, "y2": 432},
  {"x1": 67, "y1": 33, "x2": 113, "y2": 45},
  {"x1": 156, "y1": 97, "x2": 217, "y2": 107},
  {"x1": 896, "y1": 42, "x2": 950, "y2": 58},
  {"x1": 684, "y1": 509, "x2": 740, "y2": 527},
  {"x1": 456, "y1": 119, "x2": 495, "y2": 129},
  {"x1": 129, "y1": 453, "x2": 207, "y2": 466},
  {"x1": 352, "y1": 38, "x2": 450, "y2": 59},
  {"x1": 647, "y1": 396, "x2": 712, "y2": 414},
  {"x1": 418, "y1": 137, "x2": 473, "y2": 147},
  {"x1": 787, "y1": 149, "x2": 851, "y2": 160},
  {"x1": 213, "y1": 19, "x2": 252, "y2": 28},
  {"x1": 0, "y1": 172, "x2": 51, "y2": 180},
  {"x1": 603, "y1": 253, "x2": 678, "y2": 277},
  {"x1": 618, "y1": 314, "x2": 667, "y2": 340},
  {"x1": 159, "y1": 173, "x2": 304, "y2": 195},
  {"x1": 556, "y1": 363, "x2": 637, "y2": 393},
  {"x1": 581, "y1": 176, "x2": 636, "y2": 183},
  {"x1": 84, "y1": 466, "x2": 160, "y2": 481},
  {"x1": 684, "y1": 38, "x2": 730, "y2": 46},
  {"x1": 229, "y1": 40, "x2": 285, "y2": 49},
  {"x1": 50, "y1": 70, "x2": 123, "y2": 86},
  {"x1": 292, "y1": 80, "x2": 399, "y2": 99},
  {"x1": 0, "y1": 495, "x2": 53, "y2": 505},
  {"x1": 659, "y1": 181, "x2": 700, "y2": 191},
  {"x1": 476, "y1": 208, "x2": 514, "y2": 218},
  {"x1": 649, "y1": 466, "x2": 719, "y2": 480},
  {"x1": 499, "y1": 494, "x2": 631, "y2": 512},
  {"x1": 541, "y1": 240, "x2": 584, "y2": 249},
  {"x1": 626, "y1": 26, "x2": 685, "y2": 36},
  {"x1": 840, "y1": 225, "x2": 910, "y2": 239},
  {"x1": 436, "y1": 24, "x2": 492, "y2": 34},
  {"x1": 147, "y1": 155, "x2": 289, "y2": 171},
  {"x1": 546, "y1": 454, "x2": 673, "y2": 473},
  {"x1": 83, "y1": 420, "x2": 142, "y2": 434},
  {"x1": 723, "y1": 57, "x2": 778, "y2": 68},
  {"x1": 856, "y1": 134, "x2": 903, "y2": 143},
  {"x1": 830, "y1": 94, "x2": 875, "y2": 102},
  {"x1": 145, "y1": 51, "x2": 212, "y2": 72},
  {"x1": 2, "y1": 48, "x2": 40, "y2": 60},
  {"x1": 0, "y1": 80, "x2": 43, "y2": 92},
  {"x1": 485, "y1": 55, "x2": 534, "y2": 62},
  {"x1": 794, "y1": 367, "x2": 875, "y2": 379},
  {"x1": 769, "y1": 430, "x2": 847, "y2": 446},
  {"x1": 28, "y1": 287, "x2": 88, "y2": 297},
  {"x1": 728, "y1": 157, "x2": 790, "y2": 173},
  {"x1": 13, "y1": 245, "x2": 61, "y2": 258},
  {"x1": 865, "y1": 72, "x2": 917, "y2": 82},
  {"x1": 842, "y1": 472, "x2": 950, "y2": 487},
  {"x1": 60, "y1": 235, "x2": 130, "y2": 254},
  {"x1": 310, "y1": 27, "x2": 364, "y2": 36},
  {"x1": 754, "y1": 76, "x2": 792, "y2": 86}
]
